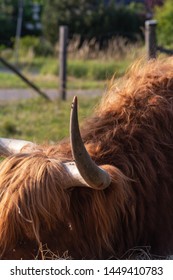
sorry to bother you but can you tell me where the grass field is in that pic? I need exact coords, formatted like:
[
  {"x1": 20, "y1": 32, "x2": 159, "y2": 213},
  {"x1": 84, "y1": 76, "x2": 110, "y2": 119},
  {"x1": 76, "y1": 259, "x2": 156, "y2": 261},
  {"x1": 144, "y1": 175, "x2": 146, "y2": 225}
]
[
  {"x1": 0, "y1": 57, "x2": 130, "y2": 90},
  {"x1": 0, "y1": 52, "x2": 131, "y2": 142},
  {"x1": 0, "y1": 36, "x2": 143, "y2": 90},
  {"x1": 0, "y1": 38, "x2": 144, "y2": 142},
  {"x1": 0, "y1": 96, "x2": 100, "y2": 143},
  {"x1": 0, "y1": 71, "x2": 108, "y2": 90}
]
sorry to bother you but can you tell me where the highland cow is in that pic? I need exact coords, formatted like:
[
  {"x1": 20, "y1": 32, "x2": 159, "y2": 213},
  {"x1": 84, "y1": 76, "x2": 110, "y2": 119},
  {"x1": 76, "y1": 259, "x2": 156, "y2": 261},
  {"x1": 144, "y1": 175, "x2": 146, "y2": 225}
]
[{"x1": 1, "y1": 58, "x2": 173, "y2": 260}]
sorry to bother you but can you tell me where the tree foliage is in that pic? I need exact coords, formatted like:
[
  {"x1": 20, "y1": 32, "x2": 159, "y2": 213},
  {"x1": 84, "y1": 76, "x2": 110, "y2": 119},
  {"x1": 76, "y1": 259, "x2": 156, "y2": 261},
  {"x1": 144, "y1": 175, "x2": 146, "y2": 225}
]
[
  {"x1": 41, "y1": 0, "x2": 145, "y2": 45},
  {"x1": 0, "y1": 0, "x2": 18, "y2": 46},
  {"x1": 0, "y1": 0, "x2": 41, "y2": 46},
  {"x1": 154, "y1": 0, "x2": 173, "y2": 46},
  {"x1": 0, "y1": 0, "x2": 146, "y2": 48}
]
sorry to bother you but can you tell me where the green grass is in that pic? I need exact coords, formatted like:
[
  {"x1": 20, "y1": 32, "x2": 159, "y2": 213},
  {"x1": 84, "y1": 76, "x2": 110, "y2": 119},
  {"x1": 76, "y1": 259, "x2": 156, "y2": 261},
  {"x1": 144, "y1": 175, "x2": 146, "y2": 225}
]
[
  {"x1": 0, "y1": 72, "x2": 28, "y2": 88},
  {"x1": 0, "y1": 56, "x2": 131, "y2": 89},
  {"x1": 67, "y1": 60, "x2": 126, "y2": 80},
  {"x1": 0, "y1": 96, "x2": 100, "y2": 143},
  {"x1": 0, "y1": 72, "x2": 106, "y2": 89},
  {"x1": 41, "y1": 58, "x2": 130, "y2": 80}
]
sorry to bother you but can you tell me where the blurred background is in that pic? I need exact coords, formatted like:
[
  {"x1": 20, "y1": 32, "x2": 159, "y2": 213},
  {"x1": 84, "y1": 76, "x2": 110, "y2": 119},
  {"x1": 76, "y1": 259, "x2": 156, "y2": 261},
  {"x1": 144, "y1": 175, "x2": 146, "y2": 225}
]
[
  {"x1": 0, "y1": 0, "x2": 172, "y2": 142},
  {"x1": 0, "y1": 0, "x2": 169, "y2": 86}
]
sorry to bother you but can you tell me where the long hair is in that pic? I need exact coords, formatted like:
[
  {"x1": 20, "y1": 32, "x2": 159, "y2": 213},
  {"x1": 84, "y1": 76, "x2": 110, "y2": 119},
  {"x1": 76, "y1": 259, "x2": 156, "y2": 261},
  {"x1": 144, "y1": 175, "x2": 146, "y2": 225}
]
[
  {"x1": 80, "y1": 58, "x2": 173, "y2": 255},
  {"x1": 0, "y1": 153, "x2": 70, "y2": 258},
  {"x1": 0, "y1": 151, "x2": 131, "y2": 259},
  {"x1": 1, "y1": 58, "x2": 173, "y2": 259}
]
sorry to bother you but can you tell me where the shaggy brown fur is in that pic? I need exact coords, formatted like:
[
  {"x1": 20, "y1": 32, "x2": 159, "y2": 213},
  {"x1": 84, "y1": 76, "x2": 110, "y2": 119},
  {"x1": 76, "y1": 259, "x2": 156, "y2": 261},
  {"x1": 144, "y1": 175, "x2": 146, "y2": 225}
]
[{"x1": 1, "y1": 58, "x2": 173, "y2": 259}]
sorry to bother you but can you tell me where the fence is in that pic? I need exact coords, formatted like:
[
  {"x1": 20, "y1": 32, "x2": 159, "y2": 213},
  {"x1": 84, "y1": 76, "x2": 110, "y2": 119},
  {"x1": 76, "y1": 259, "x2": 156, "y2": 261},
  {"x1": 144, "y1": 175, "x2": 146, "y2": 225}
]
[
  {"x1": 0, "y1": 26, "x2": 69, "y2": 102},
  {"x1": 1, "y1": 22, "x2": 173, "y2": 101},
  {"x1": 59, "y1": 26, "x2": 68, "y2": 101},
  {"x1": 61, "y1": 22, "x2": 173, "y2": 99},
  {"x1": 0, "y1": 57, "x2": 50, "y2": 101}
]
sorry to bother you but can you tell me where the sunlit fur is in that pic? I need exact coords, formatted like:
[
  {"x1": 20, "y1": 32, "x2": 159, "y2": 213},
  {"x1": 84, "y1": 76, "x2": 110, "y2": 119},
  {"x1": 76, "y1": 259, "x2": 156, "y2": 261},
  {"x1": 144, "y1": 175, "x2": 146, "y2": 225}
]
[{"x1": 1, "y1": 58, "x2": 173, "y2": 259}]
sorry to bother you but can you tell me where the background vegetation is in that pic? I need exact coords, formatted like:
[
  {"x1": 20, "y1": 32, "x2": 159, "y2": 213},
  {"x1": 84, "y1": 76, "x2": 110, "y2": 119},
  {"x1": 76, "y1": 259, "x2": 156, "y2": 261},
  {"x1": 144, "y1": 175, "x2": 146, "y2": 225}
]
[
  {"x1": 155, "y1": 0, "x2": 173, "y2": 46},
  {"x1": 0, "y1": 96, "x2": 99, "y2": 142},
  {"x1": 0, "y1": 0, "x2": 146, "y2": 47},
  {"x1": 42, "y1": 0, "x2": 145, "y2": 45},
  {"x1": 0, "y1": 0, "x2": 171, "y2": 142}
]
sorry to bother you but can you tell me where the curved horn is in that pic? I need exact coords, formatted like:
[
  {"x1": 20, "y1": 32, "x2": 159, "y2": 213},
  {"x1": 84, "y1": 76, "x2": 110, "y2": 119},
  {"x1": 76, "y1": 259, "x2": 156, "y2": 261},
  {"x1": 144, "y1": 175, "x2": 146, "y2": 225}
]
[
  {"x1": 0, "y1": 138, "x2": 35, "y2": 156},
  {"x1": 70, "y1": 96, "x2": 111, "y2": 189},
  {"x1": 63, "y1": 161, "x2": 94, "y2": 188}
]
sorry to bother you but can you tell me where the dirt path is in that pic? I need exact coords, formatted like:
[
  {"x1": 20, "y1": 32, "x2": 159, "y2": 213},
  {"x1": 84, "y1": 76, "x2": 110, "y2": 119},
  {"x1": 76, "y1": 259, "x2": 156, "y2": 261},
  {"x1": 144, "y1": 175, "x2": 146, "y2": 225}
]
[{"x1": 0, "y1": 88, "x2": 102, "y2": 101}]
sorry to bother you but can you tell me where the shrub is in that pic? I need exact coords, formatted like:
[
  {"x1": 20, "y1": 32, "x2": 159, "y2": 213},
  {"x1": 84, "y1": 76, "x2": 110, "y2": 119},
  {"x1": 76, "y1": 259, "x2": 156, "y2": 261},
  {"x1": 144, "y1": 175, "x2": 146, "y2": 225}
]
[
  {"x1": 42, "y1": 0, "x2": 145, "y2": 45},
  {"x1": 19, "y1": 36, "x2": 53, "y2": 56},
  {"x1": 154, "y1": 0, "x2": 173, "y2": 46}
]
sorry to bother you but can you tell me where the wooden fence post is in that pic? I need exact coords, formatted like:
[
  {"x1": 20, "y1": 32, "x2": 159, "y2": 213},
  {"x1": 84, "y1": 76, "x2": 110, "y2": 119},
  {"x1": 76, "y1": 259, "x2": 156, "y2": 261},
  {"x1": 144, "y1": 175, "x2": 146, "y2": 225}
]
[
  {"x1": 14, "y1": 0, "x2": 24, "y2": 66},
  {"x1": 59, "y1": 26, "x2": 68, "y2": 100},
  {"x1": 0, "y1": 57, "x2": 50, "y2": 101},
  {"x1": 145, "y1": 20, "x2": 157, "y2": 60}
]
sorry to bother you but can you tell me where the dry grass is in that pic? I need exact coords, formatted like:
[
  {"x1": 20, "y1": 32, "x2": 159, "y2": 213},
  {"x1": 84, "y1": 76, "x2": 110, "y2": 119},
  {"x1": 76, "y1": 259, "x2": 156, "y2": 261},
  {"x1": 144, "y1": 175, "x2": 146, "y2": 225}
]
[
  {"x1": 33, "y1": 244, "x2": 173, "y2": 260},
  {"x1": 56, "y1": 36, "x2": 144, "y2": 61},
  {"x1": 35, "y1": 244, "x2": 72, "y2": 260}
]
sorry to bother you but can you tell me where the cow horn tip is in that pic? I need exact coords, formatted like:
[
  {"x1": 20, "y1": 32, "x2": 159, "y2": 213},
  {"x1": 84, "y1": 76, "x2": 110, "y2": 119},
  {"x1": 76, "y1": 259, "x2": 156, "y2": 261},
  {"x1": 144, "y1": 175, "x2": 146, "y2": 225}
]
[{"x1": 71, "y1": 96, "x2": 77, "y2": 110}]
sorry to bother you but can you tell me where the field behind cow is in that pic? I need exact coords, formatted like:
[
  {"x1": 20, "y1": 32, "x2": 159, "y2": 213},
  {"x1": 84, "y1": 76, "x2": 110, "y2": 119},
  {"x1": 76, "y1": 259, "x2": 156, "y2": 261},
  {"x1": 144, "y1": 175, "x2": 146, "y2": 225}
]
[
  {"x1": 0, "y1": 96, "x2": 99, "y2": 143},
  {"x1": 0, "y1": 37, "x2": 166, "y2": 145},
  {"x1": 0, "y1": 38, "x2": 145, "y2": 142},
  {"x1": 0, "y1": 36, "x2": 145, "y2": 90}
]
